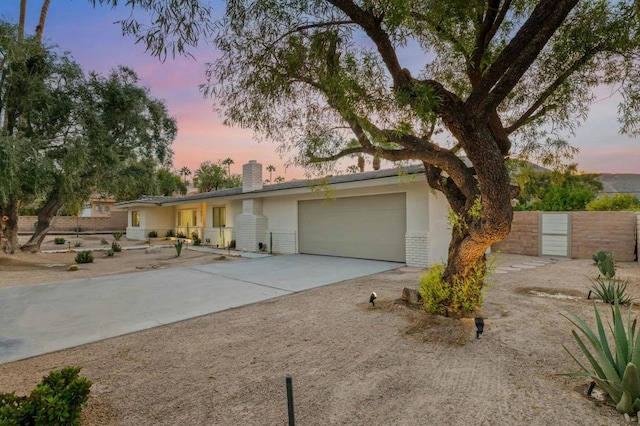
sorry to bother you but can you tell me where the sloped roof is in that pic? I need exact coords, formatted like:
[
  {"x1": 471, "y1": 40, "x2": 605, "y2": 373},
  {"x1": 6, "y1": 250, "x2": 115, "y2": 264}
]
[
  {"x1": 598, "y1": 174, "x2": 640, "y2": 198},
  {"x1": 115, "y1": 165, "x2": 425, "y2": 207}
]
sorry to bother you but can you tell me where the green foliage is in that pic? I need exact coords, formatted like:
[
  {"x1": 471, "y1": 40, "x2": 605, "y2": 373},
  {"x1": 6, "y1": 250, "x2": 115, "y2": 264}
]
[
  {"x1": 193, "y1": 160, "x2": 241, "y2": 193},
  {"x1": 174, "y1": 239, "x2": 184, "y2": 257},
  {"x1": 0, "y1": 366, "x2": 91, "y2": 425},
  {"x1": 191, "y1": 232, "x2": 201, "y2": 246},
  {"x1": 513, "y1": 164, "x2": 602, "y2": 211},
  {"x1": 590, "y1": 276, "x2": 632, "y2": 305},
  {"x1": 53, "y1": 237, "x2": 65, "y2": 245},
  {"x1": 563, "y1": 300, "x2": 640, "y2": 415},
  {"x1": 156, "y1": 168, "x2": 188, "y2": 196},
  {"x1": 165, "y1": 229, "x2": 175, "y2": 238},
  {"x1": 111, "y1": 241, "x2": 122, "y2": 253},
  {"x1": 419, "y1": 260, "x2": 491, "y2": 316},
  {"x1": 587, "y1": 194, "x2": 640, "y2": 211},
  {"x1": 229, "y1": 239, "x2": 236, "y2": 249},
  {"x1": 596, "y1": 251, "x2": 616, "y2": 279},
  {"x1": 176, "y1": 230, "x2": 186, "y2": 238},
  {"x1": 112, "y1": 232, "x2": 123, "y2": 241},
  {"x1": 148, "y1": 230, "x2": 158, "y2": 238},
  {"x1": 105, "y1": 249, "x2": 115, "y2": 257},
  {"x1": 74, "y1": 240, "x2": 83, "y2": 248},
  {"x1": 74, "y1": 251, "x2": 94, "y2": 264}
]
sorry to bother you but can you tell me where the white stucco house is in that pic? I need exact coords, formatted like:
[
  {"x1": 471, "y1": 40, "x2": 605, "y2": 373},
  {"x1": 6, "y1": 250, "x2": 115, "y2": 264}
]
[{"x1": 115, "y1": 161, "x2": 452, "y2": 268}]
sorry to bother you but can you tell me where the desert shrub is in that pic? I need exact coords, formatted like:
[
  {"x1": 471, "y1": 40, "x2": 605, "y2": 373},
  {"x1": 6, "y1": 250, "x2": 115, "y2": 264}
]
[
  {"x1": 590, "y1": 276, "x2": 632, "y2": 305},
  {"x1": 74, "y1": 240, "x2": 83, "y2": 247},
  {"x1": 74, "y1": 251, "x2": 94, "y2": 264},
  {"x1": 104, "y1": 249, "x2": 115, "y2": 257},
  {"x1": 563, "y1": 300, "x2": 640, "y2": 415},
  {"x1": 112, "y1": 232, "x2": 123, "y2": 241},
  {"x1": 54, "y1": 237, "x2": 65, "y2": 245},
  {"x1": 165, "y1": 229, "x2": 175, "y2": 238},
  {"x1": 174, "y1": 239, "x2": 184, "y2": 257},
  {"x1": 0, "y1": 366, "x2": 92, "y2": 425},
  {"x1": 229, "y1": 239, "x2": 236, "y2": 249},
  {"x1": 176, "y1": 230, "x2": 186, "y2": 238},
  {"x1": 148, "y1": 230, "x2": 158, "y2": 238},
  {"x1": 587, "y1": 194, "x2": 640, "y2": 211},
  {"x1": 111, "y1": 241, "x2": 122, "y2": 253},
  {"x1": 419, "y1": 261, "x2": 491, "y2": 316},
  {"x1": 191, "y1": 232, "x2": 201, "y2": 246}
]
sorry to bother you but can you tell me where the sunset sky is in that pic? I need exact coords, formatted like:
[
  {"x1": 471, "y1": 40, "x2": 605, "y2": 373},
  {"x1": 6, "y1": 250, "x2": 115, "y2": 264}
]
[{"x1": 1, "y1": 1, "x2": 638, "y2": 178}]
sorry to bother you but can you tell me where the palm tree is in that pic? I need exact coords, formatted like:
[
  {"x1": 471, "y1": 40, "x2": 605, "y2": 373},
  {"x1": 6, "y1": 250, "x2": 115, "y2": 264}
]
[
  {"x1": 266, "y1": 165, "x2": 276, "y2": 183},
  {"x1": 179, "y1": 166, "x2": 191, "y2": 184},
  {"x1": 222, "y1": 158, "x2": 234, "y2": 176},
  {"x1": 274, "y1": 176, "x2": 285, "y2": 184}
]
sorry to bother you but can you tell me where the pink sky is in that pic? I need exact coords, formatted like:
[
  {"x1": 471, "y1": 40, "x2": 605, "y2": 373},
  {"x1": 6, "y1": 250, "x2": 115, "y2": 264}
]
[{"x1": 1, "y1": 2, "x2": 638, "y2": 178}]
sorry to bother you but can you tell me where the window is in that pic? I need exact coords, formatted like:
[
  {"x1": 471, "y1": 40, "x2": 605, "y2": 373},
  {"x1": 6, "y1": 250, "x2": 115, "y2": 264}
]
[
  {"x1": 212, "y1": 207, "x2": 226, "y2": 227},
  {"x1": 131, "y1": 211, "x2": 140, "y2": 227},
  {"x1": 177, "y1": 209, "x2": 198, "y2": 227}
]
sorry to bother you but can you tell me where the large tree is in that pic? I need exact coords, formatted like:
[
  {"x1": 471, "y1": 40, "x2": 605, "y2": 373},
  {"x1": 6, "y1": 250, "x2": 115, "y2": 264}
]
[
  {"x1": 196, "y1": 0, "x2": 640, "y2": 312},
  {"x1": 0, "y1": 23, "x2": 177, "y2": 253}
]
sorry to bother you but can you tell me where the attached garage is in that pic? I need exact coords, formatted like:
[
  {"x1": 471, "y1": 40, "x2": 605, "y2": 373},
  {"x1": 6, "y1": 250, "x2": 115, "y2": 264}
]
[{"x1": 298, "y1": 193, "x2": 406, "y2": 262}]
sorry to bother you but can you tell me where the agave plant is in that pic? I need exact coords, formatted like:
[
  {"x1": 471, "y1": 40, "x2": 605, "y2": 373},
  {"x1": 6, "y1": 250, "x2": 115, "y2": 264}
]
[
  {"x1": 563, "y1": 300, "x2": 640, "y2": 415},
  {"x1": 590, "y1": 276, "x2": 632, "y2": 305}
]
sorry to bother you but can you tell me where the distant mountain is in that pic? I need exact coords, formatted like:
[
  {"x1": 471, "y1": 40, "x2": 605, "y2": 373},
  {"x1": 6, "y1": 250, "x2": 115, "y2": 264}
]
[{"x1": 597, "y1": 174, "x2": 640, "y2": 199}]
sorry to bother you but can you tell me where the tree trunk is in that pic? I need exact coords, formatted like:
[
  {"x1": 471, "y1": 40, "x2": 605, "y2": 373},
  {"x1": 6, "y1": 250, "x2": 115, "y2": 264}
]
[
  {"x1": 36, "y1": 0, "x2": 52, "y2": 42},
  {"x1": 0, "y1": 201, "x2": 19, "y2": 254},
  {"x1": 20, "y1": 190, "x2": 60, "y2": 252},
  {"x1": 18, "y1": 0, "x2": 27, "y2": 41}
]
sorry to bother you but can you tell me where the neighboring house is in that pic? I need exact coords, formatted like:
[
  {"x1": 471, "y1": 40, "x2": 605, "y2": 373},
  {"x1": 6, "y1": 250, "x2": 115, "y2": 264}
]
[
  {"x1": 80, "y1": 195, "x2": 116, "y2": 218},
  {"x1": 597, "y1": 174, "x2": 640, "y2": 199},
  {"x1": 115, "y1": 161, "x2": 451, "y2": 268}
]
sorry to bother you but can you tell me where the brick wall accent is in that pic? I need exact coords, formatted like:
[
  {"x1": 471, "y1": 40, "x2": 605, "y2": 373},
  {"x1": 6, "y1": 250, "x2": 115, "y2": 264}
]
[
  {"x1": 493, "y1": 211, "x2": 638, "y2": 261},
  {"x1": 571, "y1": 211, "x2": 636, "y2": 262},
  {"x1": 405, "y1": 232, "x2": 429, "y2": 268},
  {"x1": 268, "y1": 230, "x2": 296, "y2": 254},
  {"x1": 18, "y1": 211, "x2": 127, "y2": 233},
  {"x1": 492, "y1": 211, "x2": 539, "y2": 256}
]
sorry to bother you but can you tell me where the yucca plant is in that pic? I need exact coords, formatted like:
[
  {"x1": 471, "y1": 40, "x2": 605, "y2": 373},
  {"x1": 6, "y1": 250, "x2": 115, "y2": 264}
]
[
  {"x1": 590, "y1": 277, "x2": 632, "y2": 305},
  {"x1": 563, "y1": 299, "x2": 640, "y2": 415},
  {"x1": 174, "y1": 239, "x2": 183, "y2": 257},
  {"x1": 112, "y1": 232, "x2": 123, "y2": 241}
]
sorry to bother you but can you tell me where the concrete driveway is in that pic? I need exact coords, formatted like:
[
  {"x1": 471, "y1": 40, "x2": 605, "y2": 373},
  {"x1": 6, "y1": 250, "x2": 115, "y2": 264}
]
[{"x1": 0, "y1": 255, "x2": 401, "y2": 364}]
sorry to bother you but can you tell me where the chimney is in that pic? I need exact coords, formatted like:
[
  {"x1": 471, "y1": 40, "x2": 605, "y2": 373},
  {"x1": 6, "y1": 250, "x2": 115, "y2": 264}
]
[{"x1": 242, "y1": 160, "x2": 263, "y2": 193}]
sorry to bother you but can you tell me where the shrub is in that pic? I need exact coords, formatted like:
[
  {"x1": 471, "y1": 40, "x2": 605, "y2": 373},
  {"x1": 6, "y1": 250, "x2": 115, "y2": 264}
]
[
  {"x1": 74, "y1": 240, "x2": 83, "y2": 247},
  {"x1": 54, "y1": 237, "x2": 65, "y2": 245},
  {"x1": 191, "y1": 232, "x2": 201, "y2": 246},
  {"x1": 593, "y1": 251, "x2": 616, "y2": 278},
  {"x1": 229, "y1": 239, "x2": 236, "y2": 249},
  {"x1": 590, "y1": 276, "x2": 632, "y2": 305},
  {"x1": 563, "y1": 300, "x2": 640, "y2": 415},
  {"x1": 587, "y1": 194, "x2": 640, "y2": 211},
  {"x1": 174, "y1": 239, "x2": 184, "y2": 257},
  {"x1": 176, "y1": 230, "x2": 186, "y2": 238},
  {"x1": 105, "y1": 249, "x2": 115, "y2": 257},
  {"x1": 148, "y1": 230, "x2": 158, "y2": 238},
  {"x1": 419, "y1": 260, "x2": 491, "y2": 316},
  {"x1": 165, "y1": 229, "x2": 175, "y2": 238},
  {"x1": 112, "y1": 232, "x2": 123, "y2": 241},
  {"x1": 74, "y1": 251, "x2": 94, "y2": 264},
  {"x1": 111, "y1": 241, "x2": 122, "y2": 253},
  {"x1": 0, "y1": 366, "x2": 92, "y2": 425}
]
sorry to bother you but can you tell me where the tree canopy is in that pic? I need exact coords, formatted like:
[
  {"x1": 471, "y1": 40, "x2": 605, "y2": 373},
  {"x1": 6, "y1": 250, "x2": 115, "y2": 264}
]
[{"x1": 193, "y1": 160, "x2": 242, "y2": 193}]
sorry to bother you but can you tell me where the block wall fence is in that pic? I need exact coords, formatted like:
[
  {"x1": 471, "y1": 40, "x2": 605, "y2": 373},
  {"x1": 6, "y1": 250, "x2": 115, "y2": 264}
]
[
  {"x1": 492, "y1": 211, "x2": 638, "y2": 262},
  {"x1": 17, "y1": 211, "x2": 127, "y2": 233}
]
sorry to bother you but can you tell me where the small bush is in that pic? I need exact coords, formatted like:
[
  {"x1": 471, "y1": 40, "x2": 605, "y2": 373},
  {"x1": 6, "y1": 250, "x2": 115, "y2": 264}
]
[
  {"x1": 191, "y1": 232, "x2": 201, "y2": 246},
  {"x1": 112, "y1": 232, "x2": 123, "y2": 241},
  {"x1": 587, "y1": 193, "x2": 640, "y2": 211},
  {"x1": 74, "y1": 240, "x2": 83, "y2": 247},
  {"x1": 105, "y1": 249, "x2": 115, "y2": 257},
  {"x1": 419, "y1": 260, "x2": 491, "y2": 316},
  {"x1": 0, "y1": 366, "x2": 92, "y2": 425},
  {"x1": 148, "y1": 230, "x2": 158, "y2": 238},
  {"x1": 589, "y1": 276, "x2": 632, "y2": 305},
  {"x1": 111, "y1": 241, "x2": 122, "y2": 253},
  {"x1": 176, "y1": 231, "x2": 186, "y2": 238},
  {"x1": 229, "y1": 239, "x2": 236, "y2": 249},
  {"x1": 54, "y1": 237, "x2": 65, "y2": 245},
  {"x1": 74, "y1": 251, "x2": 94, "y2": 264},
  {"x1": 165, "y1": 229, "x2": 175, "y2": 238},
  {"x1": 174, "y1": 239, "x2": 184, "y2": 257}
]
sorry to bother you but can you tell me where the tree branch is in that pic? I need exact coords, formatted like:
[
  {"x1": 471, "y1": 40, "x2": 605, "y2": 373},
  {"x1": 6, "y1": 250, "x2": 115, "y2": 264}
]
[{"x1": 271, "y1": 20, "x2": 356, "y2": 46}]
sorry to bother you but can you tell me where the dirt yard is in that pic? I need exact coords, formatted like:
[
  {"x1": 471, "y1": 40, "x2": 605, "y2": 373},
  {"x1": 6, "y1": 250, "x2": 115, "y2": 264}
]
[{"x1": 1, "y1": 239, "x2": 640, "y2": 425}]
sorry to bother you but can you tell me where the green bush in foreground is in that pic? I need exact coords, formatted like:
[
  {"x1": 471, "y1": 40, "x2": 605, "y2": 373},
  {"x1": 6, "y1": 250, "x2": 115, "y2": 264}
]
[
  {"x1": 74, "y1": 251, "x2": 94, "y2": 264},
  {"x1": 419, "y1": 260, "x2": 491, "y2": 316},
  {"x1": 0, "y1": 366, "x2": 92, "y2": 425},
  {"x1": 563, "y1": 300, "x2": 640, "y2": 415},
  {"x1": 53, "y1": 237, "x2": 65, "y2": 245}
]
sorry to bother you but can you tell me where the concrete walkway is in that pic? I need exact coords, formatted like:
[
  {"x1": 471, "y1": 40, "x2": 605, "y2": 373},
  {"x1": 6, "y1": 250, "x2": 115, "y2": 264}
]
[{"x1": 0, "y1": 255, "x2": 401, "y2": 364}]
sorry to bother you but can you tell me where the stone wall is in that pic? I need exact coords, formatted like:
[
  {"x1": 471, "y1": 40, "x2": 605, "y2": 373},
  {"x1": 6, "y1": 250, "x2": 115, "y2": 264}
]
[
  {"x1": 405, "y1": 232, "x2": 429, "y2": 268},
  {"x1": 493, "y1": 211, "x2": 637, "y2": 261},
  {"x1": 492, "y1": 211, "x2": 539, "y2": 257},
  {"x1": 18, "y1": 211, "x2": 127, "y2": 233}
]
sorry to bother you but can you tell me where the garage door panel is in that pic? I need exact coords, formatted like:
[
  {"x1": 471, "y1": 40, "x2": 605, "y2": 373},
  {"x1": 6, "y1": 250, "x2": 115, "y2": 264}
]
[{"x1": 298, "y1": 193, "x2": 406, "y2": 262}]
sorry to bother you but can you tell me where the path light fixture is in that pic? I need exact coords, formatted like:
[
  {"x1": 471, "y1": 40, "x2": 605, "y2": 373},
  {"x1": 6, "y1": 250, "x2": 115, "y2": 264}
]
[
  {"x1": 369, "y1": 292, "x2": 377, "y2": 306},
  {"x1": 475, "y1": 317, "x2": 484, "y2": 339}
]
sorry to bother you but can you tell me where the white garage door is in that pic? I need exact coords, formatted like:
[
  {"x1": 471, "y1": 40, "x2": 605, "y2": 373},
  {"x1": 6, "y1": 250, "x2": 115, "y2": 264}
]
[{"x1": 298, "y1": 193, "x2": 406, "y2": 262}]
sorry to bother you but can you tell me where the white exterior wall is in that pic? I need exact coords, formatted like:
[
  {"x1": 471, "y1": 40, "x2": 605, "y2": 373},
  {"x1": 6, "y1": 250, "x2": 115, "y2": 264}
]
[
  {"x1": 427, "y1": 191, "x2": 451, "y2": 265},
  {"x1": 263, "y1": 197, "x2": 298, "y2": 253},
  {"x1": 405, "y1": 184, "x2": 431, "y2": 268},
  {"x1": 126, "y1": 206, "x2": 174, "y2": 241}
]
